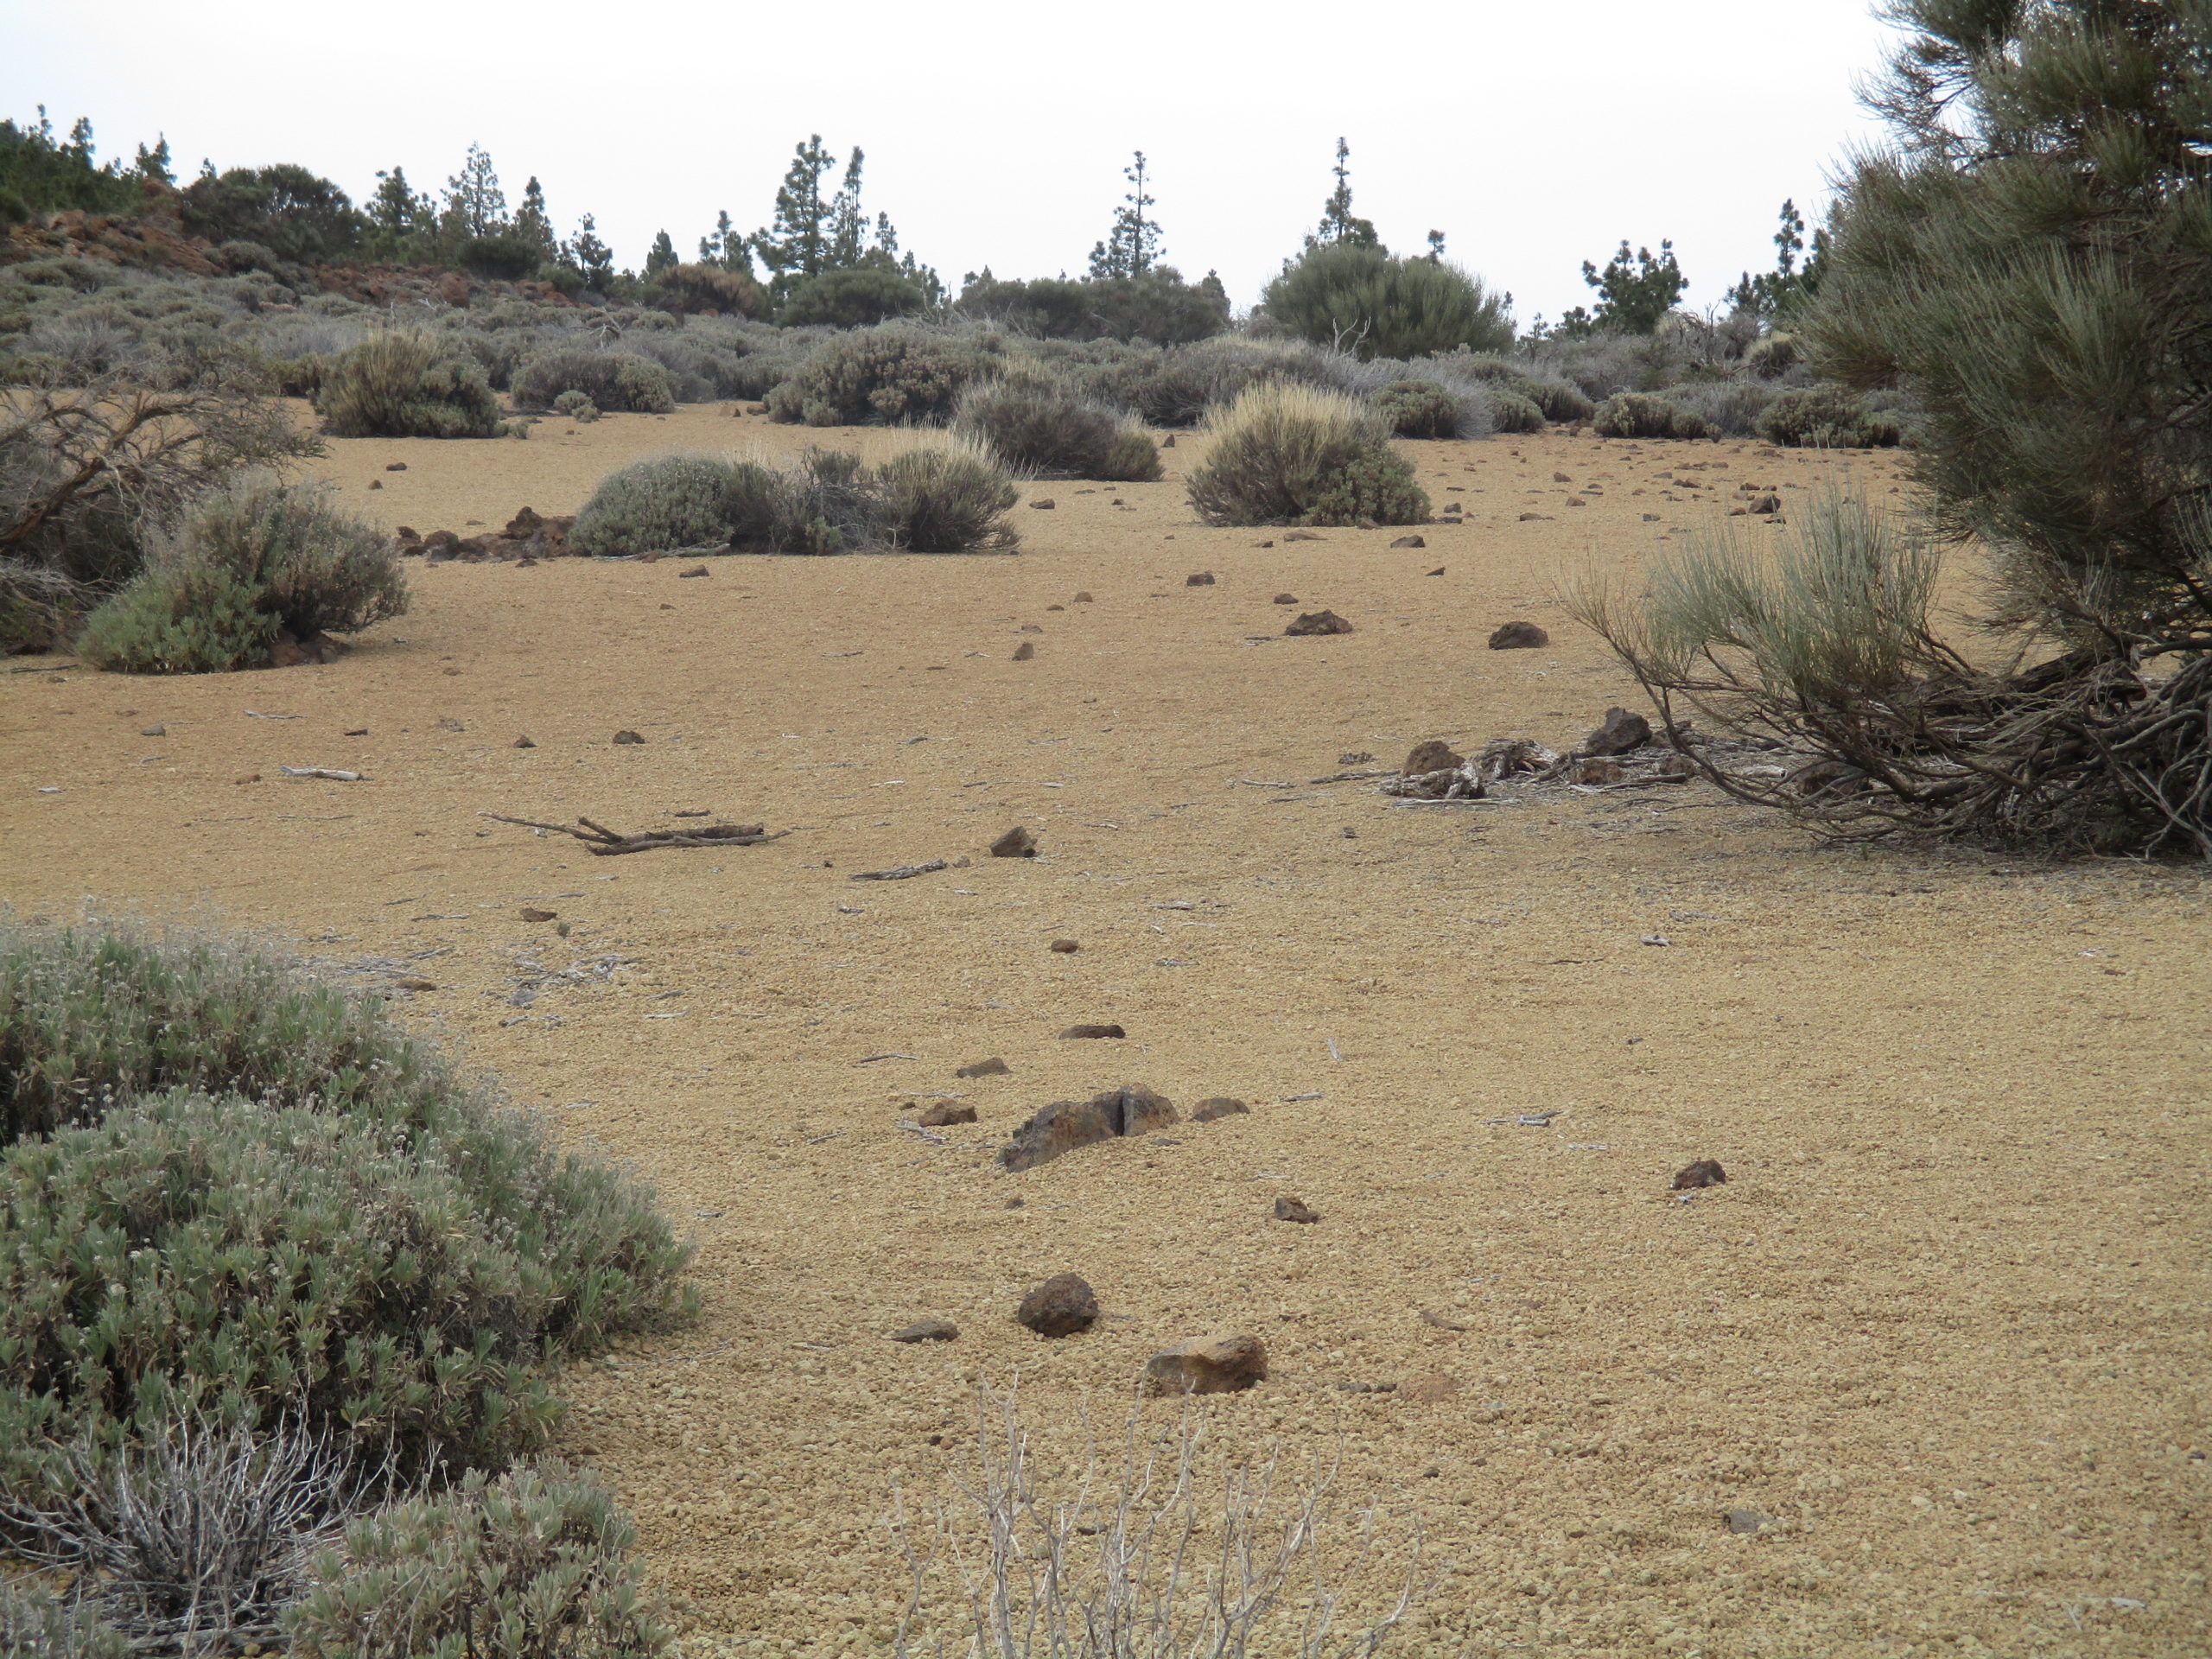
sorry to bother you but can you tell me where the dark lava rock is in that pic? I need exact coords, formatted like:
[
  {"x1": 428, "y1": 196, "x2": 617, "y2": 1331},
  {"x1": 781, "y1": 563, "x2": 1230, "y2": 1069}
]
[
  {"x1": 1390, "y1": 535, "x2": 1426, "y2": 549},
  {"x1": 1402, "y1": 739, "x2": 1465, "y2": 777},
  {"x1": 956, "y1": 1057, "x2": 1011, "y2": 1078},
  {"x1": 1145, "y1": 1333, "x2": 1268, "y2": 1395},
  {"x1": 678, "y1": 564, "x2": 709, "y2": 578},
  {"x1": 1673, "y1": 1159, "x2": 1728, "y2": 1191},
  {"x1": 989, "y1": 826, "x2": 1037, "y2": 858},
  {"x1": 1013, "y1": 642, "x2": 1036, "y2": 661},
  {"x1": 513, "y1": 735, "x2": 537, "y2": 748},
  {"x1": 1486, "y1": 620, "x2": 1550, "y2": 650},
  {"x1": 1186, "y1": 572, "x2": 1215, "y2": 586},
  {"x1": 998, "y1": 1084, "x2": 1174, "y2": 1173},
  {"x1": 1285, "y1": 609, "x2": 1353, "y2": 636},
  {"x1": 613, "y1": 729, "x2": 645, "y2": 745},
  {"x1": 1017, "y1": 1273, "x2": 1099, "y2": 1338},
  {"x1": 1274, "y1": 1196, "x2": 1321, "y2": 1224},
  {"x1": 917, "y1": 1102, "x2": 976, "y2": 1127},
  {"x1": 1050, "y1": 939, "x2": 1080, "y2": 953},
  {"x1": 892, "y1": 1318, "x2": 959, "y2": 1343},
  {"x1": 1273, "y1": 593, "x2": 1298, "y2": 604},
  {"x1": 1190, "y1": 1097, "x2": 1249, "y2": 1123},
  {"x1": 1584, "y1": 706, "x2": 1654, "y2": 756},
  {"x1": 1058, "y1": 1023, "x2": 1126, "y2": 1039}
]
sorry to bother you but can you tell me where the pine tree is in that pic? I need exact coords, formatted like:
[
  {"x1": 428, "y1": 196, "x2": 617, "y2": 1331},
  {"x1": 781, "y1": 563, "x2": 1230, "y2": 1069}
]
[
  {"x1": 368, "y1": 166, "x2": 435, "y2": 258},
  {"x1": 565, "y1": 213, "x2": 613, "y2": 292},
  {"x1": 753, "y1": 135, "x2": 837, "y2": 290},
  {"x1": 645, "y1": 230, "x2": 678, "y2": 276},
  {"x1": 1425, "y1": 229, "x2": 1446, "y2": 263},
  {"x1": 1725, "y1": 200, "x2": 1828, "y2": 322},
  {"x1": 1578, "y1": 239, "x2": 1687, "y2": 334},
  {"x1": 515, "y1": 175, "x2": 556, "y2": 260},
  {"x1": 1311, "y1": 138, "x2": 1381, "y2": 251},
  {"x1": 443, "y1": 143, "x2": 507, "y2": 238},
  {"x1": 698, "y1": 210, "x2": 753, "y2": 275},
  {"x1": 826, "y1": 148, "x2": 869, "y2": 270},
  {"x1": 1087, "y1": 151, "x2": 1163, "y2": 280},
  {"x1": 133, "y1": 136, "x2": 173, "y2": 187}
]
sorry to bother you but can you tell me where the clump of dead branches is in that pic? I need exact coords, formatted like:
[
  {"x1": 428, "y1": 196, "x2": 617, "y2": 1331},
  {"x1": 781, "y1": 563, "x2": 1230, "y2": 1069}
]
[
  {"x1": 1571, "y1": 486, "x2": 2211, "y2": 856},
  {"x1": 1, "y1": 353, "x2": 319, "y2": 651},
  {"x1": 893, "y1": 1380, "x2": 1446, "y2": 1658}
]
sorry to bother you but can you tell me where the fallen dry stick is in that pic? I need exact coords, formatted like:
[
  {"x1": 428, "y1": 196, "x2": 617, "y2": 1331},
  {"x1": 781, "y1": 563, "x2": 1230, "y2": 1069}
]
[
  {"x1": 849, "y1": 860, "x2": 949, "y2": 881},
  {"x1": 482, "y1": 812, "x2": 787, "y2": 856}
]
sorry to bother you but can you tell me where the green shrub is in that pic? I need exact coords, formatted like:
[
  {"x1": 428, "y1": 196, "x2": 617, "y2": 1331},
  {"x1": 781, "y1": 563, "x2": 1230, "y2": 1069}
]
[
  {"x1": 0, "y1": 918, "x2": 692, "y2": 1480},
  {"x1": 569, "y1": 455, "x2": 756, "y2": 556},
  {"x1": 571, "y1": 444, "x2": 1019, "y2": 556},
  {"x1": 1591, "y1": 391, "x2": 1716, "y2": 441},
  {"x1": 1486, "y1": 390, "x2": 1546, "y2": 434},
  {"x1": 457, "y1": 235, "x2": 540, "y2": 282},
  {"x1": 512, "y1": 349, "x2": 676, "y2": 415},
  {"x1": 952, "y1": 378, "x2": 1160, "y2": 480},
  {"x1": 315, "y1": 333, "x2": 504, "y2": 438},
  {"x1": 0, "y1": 1091, "x2": 570, "y2": 1486},
  {"x1": 1186, "y1": 382, "x2": 1428, "y2": 527},
  {"x1": 285, "y1": 1463, "x2": 671, "y2": 1659},
  {"x1": 0, "y1": 1581, "x2": 129, "y2": 1659},
  {"x1": 779, "y1": 265, "x2": 926, "y2": 327},
  {"x1": 1372, "y1": 378, "x2": 1464, "y2": 439},
  {"x1": 1755, "y1": 386, "x2": 1900, "y2": 449},
  {"x1": 953, "y1": 270, "x2": 1230, "y2": 345},
  {"x1": 1671, "y1": 381, "x2": 1779, "y2": 437},
  {"x1": 1529, "y1": 378, "x2": 1596, "y2": 423},
  {"x1": 79, "y1": 480, "x2": 407, "y2": 672},
  {"x1": 553, "y1": 390, "x2": 598, "y2": 422},
  {"x1": 1261, "y1": 244, "x2": 1513, "y2": 360},
  {"x1": 765, "y1": 327, "x2": 991, "y2": 426},
  {"x1": 870, "y1": 442, "x2": 1020, "y2": 552}
]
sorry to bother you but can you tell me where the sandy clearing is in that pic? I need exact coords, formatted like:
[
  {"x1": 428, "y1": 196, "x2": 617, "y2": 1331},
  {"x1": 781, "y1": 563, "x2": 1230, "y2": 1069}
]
[{"x1": 2, "y1": 413, "x2": 2205, "y2": 1657}]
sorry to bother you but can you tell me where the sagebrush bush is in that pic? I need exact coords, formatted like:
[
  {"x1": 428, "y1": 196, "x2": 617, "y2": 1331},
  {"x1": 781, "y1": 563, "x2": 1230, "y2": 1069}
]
[
  {"x1": 952, "y1": 270, "x2": 1230, "y2": 345},
  {"x1": 1669, "y1": 380, "x2": 1780, "y2": 437},
  {"x1": 650, "y1": 262, "x2": 763, "y2": 320},
  {"x1": 78, "y1": 480, "x2": 407, "y2": 672},
  {"x1": 1484, "y1": 389, "x2": 1547, "y2": 434},
  {"x1": 1371, "y1": 378, "x2": 1463, "y2": 439},
  {"x1": 1591, "y1": 391, "x2": 1716, "y2": 441},
  {"x1": 571, "y1": 442, "x2": 1019, "y2": 556},
  {"x1": 766, "y1": 327, "x2": 994, "y2": 426},
  {"x1": 315, "y1": 333, "x2": 503, "y2": 439},
  {"x1": 285, "y1": 1463, "x2": 671, "y2": 1659},
  {"x1": 553, "y1": 389, "x2": 598, "y2": 422},
  {"x1": 512, "y1": 349, "x2": 676, "y2": 416},
  {"x1": 1529, "y1": 378, "x2": 1596, "y2": 423},
  {"x1": 779, "y1": 265, "x2": 926, "y2": 327},
  {"x1": 0, "y1": 1583, "x2": 129, "y2": 1659},
  {"x1": 952, "y1": 378, "x2": 1161, "y2": 480},
  {"x1": 871, "y1": 442, "x2": 1022, "y2": 552},
  {"x1": 0, "y1": 919, "x2": 692, "y2": 1487},
  {"x1": 1756, "y1": 387, "x2": 1901, "y2": 449},
  {"x1": 1186, "y1": 383, "x2": 1428, "y2": 527}
]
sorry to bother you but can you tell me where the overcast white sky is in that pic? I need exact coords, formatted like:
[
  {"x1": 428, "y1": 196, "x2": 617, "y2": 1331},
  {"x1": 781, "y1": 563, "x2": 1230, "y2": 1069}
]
[{"x1": 8, "y1": 0, "x2": 1899, "y2": 325}]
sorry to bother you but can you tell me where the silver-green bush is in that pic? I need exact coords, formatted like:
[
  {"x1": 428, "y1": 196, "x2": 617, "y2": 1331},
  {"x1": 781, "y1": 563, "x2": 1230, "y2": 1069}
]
[
  {"x1": 952, "y1": 378, "x2": 1160, "y2": 480},
  {"x1": 315, "y1": 333, "x2": 504, "y2": 439},
  {"x1": 1186, "y1": 383, "x2": 1428, "y2": 527},
  {"x1": 512, "y1": 349, "x2": 676, "y2": 416}
]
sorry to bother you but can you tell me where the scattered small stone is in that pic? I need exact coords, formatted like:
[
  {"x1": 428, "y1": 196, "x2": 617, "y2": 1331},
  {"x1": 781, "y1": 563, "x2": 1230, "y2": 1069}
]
[
  {"x1": 343, "y1": 727, "x2": 368, "y2": 736},
  {"x1": 1185, "y1": 572, "x2": 1215, "y2": 586},
  {"x1": 385, "y1": 461, "x2": 407, "y2": 472},
  {"x1": 1725, "y1": 1509, "x2": 1775, "y2": 1535},
  {"x1": 891, "y1": 1319, "x2": 959, "y2": 1344},
  {"x1": 1401, "y1": 1373, "x2": 1461, "y2": 1406},
  {"x1": 613, "y1": 730, "x2": 645, "y2": 745},
  {"x1": 1673, "y1": 1159, "x2": 1727, "y2": 1190},
  {"x1": 1568, "y1": 496, "x2": 1586, "y2": 507},
  {"x1": 1190, "y1": 1097, "x2": 1249, "y2": 1122},
  {"x1": 1338, "y1": 1381, "x2": 1398, "y2": 1395},
  {"x1": 1427, "y1": 566, "x2": 1446, "y2": 576},
  {"x1": 1145, "y1": 1333, "x2": 1268, "y2": 1395},
  {"x1": 1338, "y1": 751, "x2": 1373, "y2": 764},
  {"x1": 989, "y1": 825, "x2": 1037, "y2": 859},
  {"x1": 1642, "y1": 934, "x2": 1673, "y2": 947},
  {"x1": 1402, "y1": 739, "x2": 1465, "y2": 777},
  {"x1": 916, "y1": 1102, "x2": 977, "y2": 1128},
  {"x1": 1273, "y1": 593, "x2": 1298, "y2": 605},
  {"x1": 1284, "y1": 530, "x2": 1325, "y2": 542},
  {"x1": 519, "y1": 907, "x2": 558, "y2": 923},
  {"x1": 1030, "y1": 499, "x2": 1056, "y2": 510},
  {"x1": 999, "y1": 1084, "x2": 1173, "y2": 1172},
  {"x1": 1255, "y1": 540, "x2": 1275, "y2": 549},
  {"x1": 391, "y1": 977, "x2": 438, "y2": 992},
  {"x1": 1356, "y1": 517, "x2": 1378, "y2": 531},
  {"x1": 1642, "y1": 512, "x2": 1662, "y2": 522},
  {"x1": 1005, "y1": 1196, "x2": 1025, "y2": 1209},
  {"x1": 1274, "y1": 1196, "x2": 1320, "y2": 1224},
  {"x1": 1745, "y1": 493, "x2": 1781, "y2": 515},
  {"x1": 1046, "y1": 603, "x2": 1064, "y2": 611},
  {"x1": 513, "y1": 735, "x2": 537, "y2": 748},
  {"x1": 1285, "y1": 609, "x2": 1353, "y2": 637},
  {"x1": 1058, "y1": 1023, "x2": 1126, "y2": 1039},
  {"x1": 1050, "y1": 939, "x2": 1080, "y2": 953},
  {"x1": 368, "y1": 479, "x2": 382, "y2": 490},
  {"x1": 1583, "y1": 706, "x2": 1653, "y2": 755},
  {"x1": 957, "y1": 1057, "x2": 1011, "y2": 1078},
  {"x1": 233, "y1": 772, "x2": 259, "y2": 785},
  {"x1": 1517, "y1": 512, "x2": 1551, "y2": 522},
  {"x1": 678, "y1": 564, "x2": 709, "y2": 578},
  {"x1": 1390, "y1": 535, "x2": 1426, "y2": 549},
  {"x1": 1072, "y1": 591, "x2": 1094, "y2": 603},
  {"x1": 1487, "y1": 620, "x2": 1550, "y2": 650},
  {"x1": 1553, "y1": 471, "x2": 1572, "y2": 483},
  {"x1": 1017, "y1": 1273, "x2": 1099, "y2": 1338},
  {"x1": 1013, "y1": 642, "x2": 1036, "y2": 661},
  {"x1": 140, "y1": 724, "x2": 165, "y2": 737}
]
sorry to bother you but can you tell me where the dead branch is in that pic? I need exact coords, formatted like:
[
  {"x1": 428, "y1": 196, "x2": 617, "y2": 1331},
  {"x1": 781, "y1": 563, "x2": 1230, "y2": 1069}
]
[{"x1": 481, "y1": 813, "x2": 787, "y2": 855}]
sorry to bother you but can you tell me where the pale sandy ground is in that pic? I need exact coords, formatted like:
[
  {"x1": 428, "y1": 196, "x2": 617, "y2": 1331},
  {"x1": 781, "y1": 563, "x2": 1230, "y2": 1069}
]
[{"x1": 1, "y1": 404, "x2": 2205, "y2": 1658}]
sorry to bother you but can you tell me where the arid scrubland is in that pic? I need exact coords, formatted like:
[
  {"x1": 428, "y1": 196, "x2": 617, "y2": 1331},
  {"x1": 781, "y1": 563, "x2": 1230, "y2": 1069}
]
[{"x1": 0, "y1": 1, "x2": 2207, "y2": 1655}]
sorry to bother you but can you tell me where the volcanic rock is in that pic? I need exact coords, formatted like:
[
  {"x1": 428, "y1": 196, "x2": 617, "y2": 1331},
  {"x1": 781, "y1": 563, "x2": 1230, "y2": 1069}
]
[
  {"x1": 1017, "y1": 1273, "x2": 1099, "y2": 1338},
  {"x1": 997, "y1": 1084, "x2": 1175, "y2": 1172},
  {"x1": 1145, "y1": 1334, "x2": 1268, "y2": 1395}
]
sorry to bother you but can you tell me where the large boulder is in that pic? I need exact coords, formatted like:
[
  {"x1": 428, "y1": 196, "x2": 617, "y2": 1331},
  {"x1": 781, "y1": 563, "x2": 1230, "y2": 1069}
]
[{"x1": 1017, "y1": 1273, "x2": 1099, "y2": 1338}]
